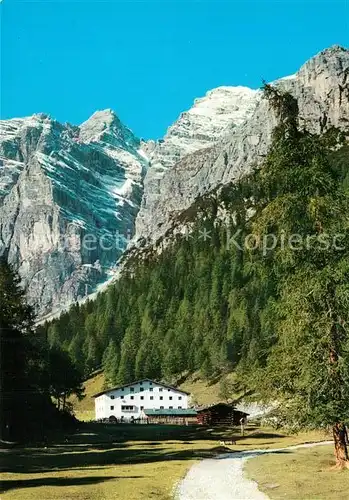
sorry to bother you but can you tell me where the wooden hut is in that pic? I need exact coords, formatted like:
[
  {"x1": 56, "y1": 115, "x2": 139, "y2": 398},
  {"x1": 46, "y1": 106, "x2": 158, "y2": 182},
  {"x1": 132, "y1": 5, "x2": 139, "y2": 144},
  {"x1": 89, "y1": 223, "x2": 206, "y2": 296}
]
[{"x1": 196, "y1": 403, "x2": 249, "y2": 426}]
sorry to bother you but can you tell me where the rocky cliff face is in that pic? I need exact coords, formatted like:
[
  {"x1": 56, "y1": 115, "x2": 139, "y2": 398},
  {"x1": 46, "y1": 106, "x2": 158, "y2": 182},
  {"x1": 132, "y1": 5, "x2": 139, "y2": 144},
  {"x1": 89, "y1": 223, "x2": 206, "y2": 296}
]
[
  {"x1": 0, "y1": 111, "x2": 147, "y2": 317},
  {"x1": 133, "y1": 45, "x2": 349, "y2": 247},
  {"x1": 1, "y1": 88, "x2": 259, "y2": 318},
  {"x1": 1, "y1": 45, "x2": 348, "y2": 318},
  {"x1": 137, "y1": 86, "x2": 260, "y2": 240},
  {"x1": 143, "y1": 86, "x2": 259, "y2": 170}
]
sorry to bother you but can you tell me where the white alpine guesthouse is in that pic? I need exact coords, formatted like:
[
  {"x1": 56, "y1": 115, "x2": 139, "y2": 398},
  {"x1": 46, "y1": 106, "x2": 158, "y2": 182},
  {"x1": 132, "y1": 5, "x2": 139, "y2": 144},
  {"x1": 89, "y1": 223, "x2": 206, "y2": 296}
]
[{"x1": 93, "y1": 379, "x2": 190, "y2": 421}]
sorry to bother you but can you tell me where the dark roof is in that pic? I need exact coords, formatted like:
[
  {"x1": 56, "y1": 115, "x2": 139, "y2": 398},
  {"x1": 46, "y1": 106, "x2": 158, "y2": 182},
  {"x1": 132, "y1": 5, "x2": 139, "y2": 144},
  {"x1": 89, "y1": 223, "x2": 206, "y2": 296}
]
[
  {"x1": 196, "y1": 402, "x2": 249, "y2": 415},
  {"x1": 144, "y1": 408, "x2": 197, "y2": 417},
  {"x1": 92, "y1": 378, "x2": 190, "y2": 398},
  {"x1": 196, "y1": 402, "x2": 234, "y2": 411}
]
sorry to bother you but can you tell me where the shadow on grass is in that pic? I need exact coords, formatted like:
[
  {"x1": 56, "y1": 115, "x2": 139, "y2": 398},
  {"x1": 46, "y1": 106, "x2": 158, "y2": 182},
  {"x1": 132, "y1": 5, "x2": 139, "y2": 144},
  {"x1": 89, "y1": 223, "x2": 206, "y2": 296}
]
[
  {"x1": 239, "y1": 432, "x2": 285, "y2": 440},
  {"x1": 1, "y1": 446, "x2": 211, "y2": 474},
  {"x1": 1, "y1": 423, "x2": 291, "y2": 475},
  {"x1": 0, "y1": 475, "x2": 139, "y2": 493}
]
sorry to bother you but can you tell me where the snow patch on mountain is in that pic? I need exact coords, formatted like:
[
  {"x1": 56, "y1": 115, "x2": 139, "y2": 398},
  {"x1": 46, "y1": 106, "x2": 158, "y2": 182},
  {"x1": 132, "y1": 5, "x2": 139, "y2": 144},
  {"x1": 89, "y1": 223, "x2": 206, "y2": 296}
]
[
  {"x1": 135, "y1": 85, "x2": 260, "y2": 240},
  {"x1": 144, "y1": 86, "x2": 260, "y2": 171},
  {"x1": 0, "y1": 110, "x2": 148, "y2": 317}
]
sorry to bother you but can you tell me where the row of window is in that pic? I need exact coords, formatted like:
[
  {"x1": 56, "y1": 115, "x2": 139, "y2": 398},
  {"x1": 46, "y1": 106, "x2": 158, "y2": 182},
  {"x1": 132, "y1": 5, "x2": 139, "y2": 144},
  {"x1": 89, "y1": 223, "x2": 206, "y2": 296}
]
[
  {"x1": 110, "y1": 405, "x2": 183, "y2": 411},
  {"x1": 118, "y1": 386, "x2": 175, "y2": 393},
  {"x1": 111, "y1": 395, "x2": 182, "y2": 401},
  {"x1": 111, "y1": 394, "x2": 182, "y2": 400}
]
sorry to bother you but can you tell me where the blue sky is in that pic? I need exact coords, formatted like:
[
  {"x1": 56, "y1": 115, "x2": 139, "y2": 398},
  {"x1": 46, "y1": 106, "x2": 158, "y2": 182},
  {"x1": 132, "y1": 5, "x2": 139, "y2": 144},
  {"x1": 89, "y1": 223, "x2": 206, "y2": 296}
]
[{"x1": 1, "y1": 0, "x2": 348, "y2": 138}]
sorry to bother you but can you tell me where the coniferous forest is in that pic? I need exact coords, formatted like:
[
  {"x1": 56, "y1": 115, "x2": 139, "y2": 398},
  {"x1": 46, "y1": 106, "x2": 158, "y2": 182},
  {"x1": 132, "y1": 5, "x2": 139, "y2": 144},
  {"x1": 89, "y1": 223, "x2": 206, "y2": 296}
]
[{"x1": 39, "y1": 87, "x2": 349, "y2": 463}]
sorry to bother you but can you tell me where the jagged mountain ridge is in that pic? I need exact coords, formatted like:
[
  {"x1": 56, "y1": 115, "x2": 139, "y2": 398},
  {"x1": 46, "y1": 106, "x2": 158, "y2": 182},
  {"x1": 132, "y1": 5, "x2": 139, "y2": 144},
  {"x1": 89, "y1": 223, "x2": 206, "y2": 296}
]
[
  {"x1": 143, "y1": 86, "x2": 259, "y2": 170},
  {"x1": 0, "y1": 86, "x2": 258, "y2": 317},
  {"x1": 137, "y1": 86, "x2": 260, "y2": 241},
  {"x1": 0, "y1": 110, "x2": 147, "y2": 317},
  {"x1": 133, "y1": 45, "x2": 349, "y2": 248},
  {"x1": 0, "y1": 45, "x2": 347, "y2": 319}
]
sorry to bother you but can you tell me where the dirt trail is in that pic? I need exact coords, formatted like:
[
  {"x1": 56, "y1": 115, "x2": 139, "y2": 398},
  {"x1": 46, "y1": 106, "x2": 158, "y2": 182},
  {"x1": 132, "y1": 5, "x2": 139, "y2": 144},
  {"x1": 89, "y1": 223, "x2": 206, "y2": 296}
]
[{"x1": 175, "y1": 441, "x2": 332, "y2": 500}]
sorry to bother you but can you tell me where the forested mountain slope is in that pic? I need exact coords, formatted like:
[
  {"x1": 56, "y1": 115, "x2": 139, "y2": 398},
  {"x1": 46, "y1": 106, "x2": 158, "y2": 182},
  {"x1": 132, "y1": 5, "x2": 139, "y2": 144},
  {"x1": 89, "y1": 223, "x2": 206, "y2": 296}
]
[{"x1": 40, "y1": 83, "x2": 349, "y2": 413}]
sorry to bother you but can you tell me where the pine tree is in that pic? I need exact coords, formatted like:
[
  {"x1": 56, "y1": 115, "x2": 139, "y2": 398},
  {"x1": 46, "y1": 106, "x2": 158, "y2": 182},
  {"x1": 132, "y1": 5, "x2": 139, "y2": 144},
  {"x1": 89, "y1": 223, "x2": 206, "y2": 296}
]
[
  {"x1": 245, "y1": 86, "x2": 349, "y2": 467},
  {"x1": 102, "y1": 340, "x2": 120, "y2": 387}
]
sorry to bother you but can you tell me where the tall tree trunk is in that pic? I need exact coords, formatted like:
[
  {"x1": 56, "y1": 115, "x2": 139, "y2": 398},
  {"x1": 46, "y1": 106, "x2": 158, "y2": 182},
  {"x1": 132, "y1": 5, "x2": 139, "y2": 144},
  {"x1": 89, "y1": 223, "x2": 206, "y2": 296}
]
[
  {"x1": 333, "y1": 423, "x2": 349, "y2": 469},
  {"x1": 327, "y1": 306, "x2": 349, "y2": 470}
]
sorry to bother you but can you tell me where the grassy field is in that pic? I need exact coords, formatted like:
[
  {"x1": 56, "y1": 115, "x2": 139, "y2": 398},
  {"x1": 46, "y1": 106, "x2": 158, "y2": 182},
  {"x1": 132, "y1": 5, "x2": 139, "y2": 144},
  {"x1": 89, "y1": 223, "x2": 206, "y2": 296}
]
[
  {"x1": 0, "y1": 423, "x2": 330, "y2": 500},
  {"x1": 245, "y1": 443, "x2": 349, "y2": 499},
  {"x1": 70, "y1": 371, "x2": 105, "y2": 421}
]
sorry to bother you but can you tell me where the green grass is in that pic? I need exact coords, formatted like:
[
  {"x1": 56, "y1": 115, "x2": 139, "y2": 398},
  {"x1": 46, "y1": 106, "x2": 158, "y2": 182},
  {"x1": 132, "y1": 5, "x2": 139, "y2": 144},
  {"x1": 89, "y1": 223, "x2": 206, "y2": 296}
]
[
  {"x1": 1, "y1": 423, "x2": 330, "y2": 500},
  {"x1": 245, "y1": 444, "x2": 349, "y2": 500},
  {"x1": 179, "y1": 372, "x2": 239, "y2": 406},
  {"x1": 69, "y1": 371, "x2": 105, "y2": 421}
]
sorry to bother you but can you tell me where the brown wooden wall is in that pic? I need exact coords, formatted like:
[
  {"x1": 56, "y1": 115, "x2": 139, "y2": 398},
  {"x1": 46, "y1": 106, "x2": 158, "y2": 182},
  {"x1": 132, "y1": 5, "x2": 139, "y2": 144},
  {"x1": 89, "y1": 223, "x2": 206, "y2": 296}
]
[{"x1": 197, "y1": 406, "x2": 248, "y2": 426}]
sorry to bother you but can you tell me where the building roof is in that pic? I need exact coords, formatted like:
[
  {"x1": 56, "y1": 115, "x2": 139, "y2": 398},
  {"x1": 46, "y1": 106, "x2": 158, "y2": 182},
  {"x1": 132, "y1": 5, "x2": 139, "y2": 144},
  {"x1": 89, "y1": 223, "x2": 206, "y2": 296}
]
[
  {"x1": 144, "y1": 408, "x2": 197, "y2": 417},
  {"x1": 92, "y1": 378, "x2": 190, "y2": 398},
  {"x1": 196, "y1": 402, "x2": 249, "y2": 415}
]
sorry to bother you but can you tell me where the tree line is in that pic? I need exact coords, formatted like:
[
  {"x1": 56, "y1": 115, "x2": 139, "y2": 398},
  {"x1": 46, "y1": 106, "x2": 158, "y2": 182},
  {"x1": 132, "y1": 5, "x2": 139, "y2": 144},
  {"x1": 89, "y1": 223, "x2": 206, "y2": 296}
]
[{"x1": 0, "y1": 261, "x2": 84, "y2": 442}]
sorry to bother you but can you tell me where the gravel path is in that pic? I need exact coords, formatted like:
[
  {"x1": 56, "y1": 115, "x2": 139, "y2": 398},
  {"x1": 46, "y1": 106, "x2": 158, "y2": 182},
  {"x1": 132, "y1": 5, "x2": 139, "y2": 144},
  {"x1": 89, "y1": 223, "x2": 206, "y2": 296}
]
[{"x1": 175, "y1": 441, "x2": 332, "y2": 500}]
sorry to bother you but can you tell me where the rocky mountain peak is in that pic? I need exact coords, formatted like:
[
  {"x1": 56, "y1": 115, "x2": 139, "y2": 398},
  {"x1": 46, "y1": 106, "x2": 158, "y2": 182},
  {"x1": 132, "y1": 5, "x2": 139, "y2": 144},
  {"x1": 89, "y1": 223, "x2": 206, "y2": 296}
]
[
  {"x1": 297, "y1": 44, "x2": 348, "y2": 80},
  {"x1": 144, "y1": 85, "x2": 259, "y2": 171},
  {"x1": 190, "y1": 86, "x2": 258, "y2": 123},
  {"x1": 79, "y1": 109, "x2": 118, "y2": 139},
  {"x1": 134, "y1": 45, "x2": 349, "y2": 246},
  {"x1": 32, "y1": 112, "x2": 52, "y2": 121},
  {"x1": 79, "y1": 109, "x2": 138, "y2": 150},
  {"x1": 0, "y1": 109, "x2": 148, "y2": 318}
]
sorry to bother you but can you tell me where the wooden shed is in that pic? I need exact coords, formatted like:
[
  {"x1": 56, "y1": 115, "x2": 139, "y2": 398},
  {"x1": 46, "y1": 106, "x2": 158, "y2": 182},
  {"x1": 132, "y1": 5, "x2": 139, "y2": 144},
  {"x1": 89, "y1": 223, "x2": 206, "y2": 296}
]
[
  {"x1": 144, "y1": 408, "x2": 198, "y2": 425},
  {"x1": 196, "y1": 403, "x2": 249, "y2": 426}
]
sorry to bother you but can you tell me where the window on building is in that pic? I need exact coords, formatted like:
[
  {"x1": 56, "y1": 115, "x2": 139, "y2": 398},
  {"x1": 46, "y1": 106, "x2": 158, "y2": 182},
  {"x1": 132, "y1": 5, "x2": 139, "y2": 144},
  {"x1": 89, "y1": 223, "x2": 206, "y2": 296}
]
[
  {"x1": 130, "y1": 387, "x2": 134, "y2": 392},
  {"x1": 140, "y1": 396, "x2": 144, "y2": 400},
  {"x1": 140, "y1": 381, "x2": 143, "y2": 385},
  {"x1": 149, "y1": 388, "x2": 153, "y2": 392},
  {"x1": 110, "y1": 395, "x2": 115, "y2": 399},
  {"x1": 150, "y1": 396, "x2": 154, "y2": 400},
  {"x1": 121, "y1": 405, "x2": 134, "y2": 411},
  {"x1": 149, "y1": 381, "x2": 152, "y2": 385},
  {"x1": 159, "y1": 388, "x2": 163, "y2": 392},
  {"x1": 140, "y1": 387, "x2": 144, "y2": 392},
  {"x1": 160, "y1": 396, "x2": 163, "y2": 400},
  {"x1": 110, "y1": 406, "x2": 114, "y2": 410},
  {"x1": 169, "y1": 396, "x2": 172, "y2": 400},
  {"x1": 168, "y1": 389, "x2": 171, "y2": 392},
  {"x1": 178, "y1": 406, "x2": 182, "y2": 409},
  {"x1": 169, "y1": 406, "x2": 173, "y2": 409},
  {"x1": 121, "y1": 388, "x2": 124, "y2": 392},
  {"x1": 178, "y1": 396, "x2": 182, "y2": 400},
  {"x1": 130, "y1": 396, "x2": 134, "y2": 400},
  {"x1": 160, "y1": 406, "x2": 164, "y2": 409},
  {"x1": 140, "y1": 406, "x2": 144, "y2": 410}
]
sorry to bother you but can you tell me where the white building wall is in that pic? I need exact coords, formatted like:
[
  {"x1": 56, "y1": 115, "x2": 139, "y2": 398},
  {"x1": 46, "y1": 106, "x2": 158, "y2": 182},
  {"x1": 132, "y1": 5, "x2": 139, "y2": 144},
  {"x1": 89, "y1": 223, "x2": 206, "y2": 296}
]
[{"x1": 94, "y1": 380, "x2": 189, "y2": 421}]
